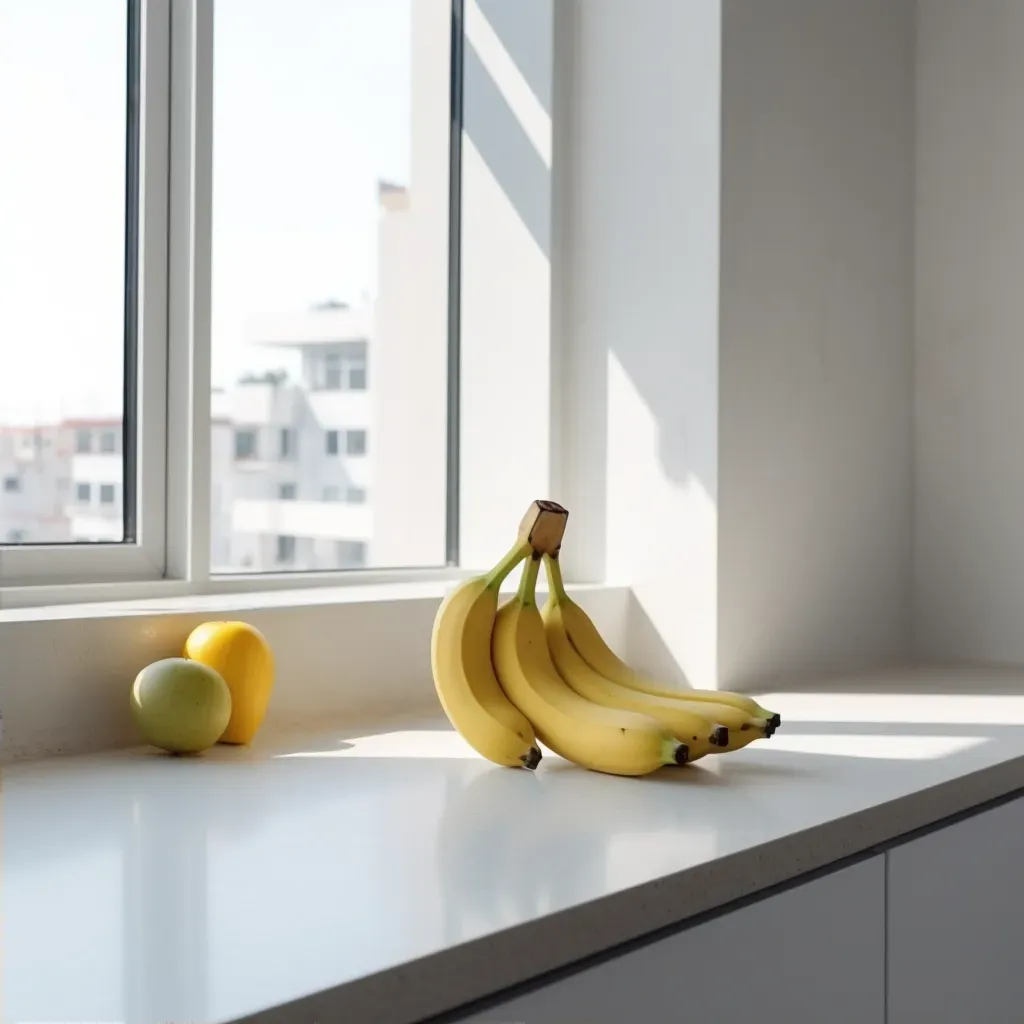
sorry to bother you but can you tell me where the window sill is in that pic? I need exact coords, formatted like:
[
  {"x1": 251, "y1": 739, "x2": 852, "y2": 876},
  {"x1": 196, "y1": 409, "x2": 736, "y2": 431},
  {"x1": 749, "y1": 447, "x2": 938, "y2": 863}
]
[{"x1": 0, "y1": 579, "x2": 631, "y2": 764}]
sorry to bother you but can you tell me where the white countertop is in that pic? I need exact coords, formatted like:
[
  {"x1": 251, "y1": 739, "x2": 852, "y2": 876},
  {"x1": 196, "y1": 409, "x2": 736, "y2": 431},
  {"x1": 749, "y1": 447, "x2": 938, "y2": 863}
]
[{"x1": 8, "y1": 666, "x2": 1024, "y2": 1024}]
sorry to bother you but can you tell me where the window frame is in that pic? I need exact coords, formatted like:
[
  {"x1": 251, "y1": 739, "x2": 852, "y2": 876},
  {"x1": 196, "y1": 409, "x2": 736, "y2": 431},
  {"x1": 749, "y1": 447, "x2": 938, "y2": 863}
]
[
  {"x1": 0, "y1": 0, "x2": 562, "y2": 610},
  {"x1": 0, "y1": 0, "x2": 170, "y2": 588}
]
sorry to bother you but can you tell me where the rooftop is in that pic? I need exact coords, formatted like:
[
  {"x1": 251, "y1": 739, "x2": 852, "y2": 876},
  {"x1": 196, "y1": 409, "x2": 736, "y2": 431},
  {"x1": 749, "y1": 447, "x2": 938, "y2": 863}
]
[{"x1": 245, "y1": 304, "x2": 374, "y2": 349}]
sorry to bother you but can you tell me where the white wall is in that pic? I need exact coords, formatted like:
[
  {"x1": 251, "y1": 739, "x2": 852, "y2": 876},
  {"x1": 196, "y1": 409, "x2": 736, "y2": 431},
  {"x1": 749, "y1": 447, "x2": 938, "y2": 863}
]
[
  {"x1": 914, "y1": 1, "x2": 1024, "y2": 665},
  {"x1": 717, "y1": 0, "x2": 916, "y2": 688},
  {"x1": 554, "y1": 0, "x2": 721, "y2": 688}
]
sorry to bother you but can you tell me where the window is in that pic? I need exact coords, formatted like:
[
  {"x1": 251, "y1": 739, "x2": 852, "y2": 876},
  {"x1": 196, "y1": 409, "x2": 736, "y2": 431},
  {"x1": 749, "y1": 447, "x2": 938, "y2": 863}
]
[
  {"x1": 278, "y1": 483, "x2": 297, "y2": 500},
  {"x1": 323, "y1": 353, "x2": 343, "y2": 391},
  {"x1": 234, "y1": 430, "x2": 258, "y2": 461},
  {"x1": 207, "y1": 0, "x2": 451, "y2": 575},
  {"x1": 345, "y1": 486, "x2": 367, "y2": 504},
  {"x1": 317, "y1": 351, "x2": 367, "y2": 392},
  {"x1": 3, "y1": 0, "x2": 455, "y2": 593},
  {"x1": 275, "y1": 535, "x2": 296, "y2": 564},
  {"x1": 279, "y1": 428, "x2": 296, "y2": 460},
  {"x1": 335, "y1": 540, "x2": 367, "y2": 568},
  {"x1": 0, "y1": 0, "x2": 148, "y2": 561},
  {"x1": 6, "y1": 529, "x2": 27, "y2": 544},
  {"x1": 3, "y1": 476, "x2": 21, "y2": 493},
  {"x1": 345, "y1": 430, "x2": 367, "y2": 457}
]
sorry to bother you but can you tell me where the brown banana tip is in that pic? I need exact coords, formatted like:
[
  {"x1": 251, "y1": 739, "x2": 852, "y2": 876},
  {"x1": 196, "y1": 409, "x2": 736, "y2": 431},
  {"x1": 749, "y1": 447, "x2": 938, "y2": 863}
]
[
  {"x1": 674, "y1": 743, "x2": 690, "y2": 766},
  {"x1": 710, "y1": 726, "x2": 730, "y2": 747},
  {"x1": 770, "y1": 713, "x2": 782, "y2": 729},
  {"x1": 521, "y1": 746, "x2": 542, "y2": 770}
]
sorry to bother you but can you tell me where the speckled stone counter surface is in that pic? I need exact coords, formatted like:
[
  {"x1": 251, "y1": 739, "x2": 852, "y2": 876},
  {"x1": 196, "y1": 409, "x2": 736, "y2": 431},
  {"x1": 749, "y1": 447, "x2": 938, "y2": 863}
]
[{"x1": 7, "y1": 666, "x2": 1024, "y2": 1024}]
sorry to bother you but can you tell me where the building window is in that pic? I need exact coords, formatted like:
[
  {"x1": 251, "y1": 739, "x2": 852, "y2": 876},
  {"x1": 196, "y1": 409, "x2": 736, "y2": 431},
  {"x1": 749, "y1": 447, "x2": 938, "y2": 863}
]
[
  {"x1": 322, "y1": 486, "x2": 340, "y2": 501},
  {"x1": 3, "y1": 476, "x2": 21, "y2": 493},
  {"x1": 348, "y1": 364, "x2": 367, "y2": 390},
  {"x1": 76, "y1": 483, "x2": 91, "y2": 503},
  {"x1": 345, "y1": 430, "x2": 367, "y2": 456},
  {"x1": 279, "y1": 428, "x2": 296, "y2": 460},
  {"x1": 315, "y1": 352, "x2": 368, "y2": 391},
  {"x1": 100, "y1": 484, "x2": 116, "y2": 505},
  {"x1": 6, "y1": 528, "x2": 27, "y2": 543},
  {"x1": 75, "y1": 430, "x2": 93, "y2": 454},
  {"x1": 278, "y1": 483, "x2": 297, "y2": 500},
  {"x1": 345, "y1": 486, "x2": 367, "y2": 504},
  {"x1": 100, "y1": 431, "x2": 117, "y2": 453},
  {"x1": 335, "y1": 540, "x2": 367, "y2": 568},
  {"x1": 325, "y1": 430, "x2": 339, "y2": 456},
  {"x1": 275, "y1": 535, "x2": 296, "y2": 563},
  {"x1": 324, "y1": 352, "x2": 343, "y2": 390},
  {"x1": 234, "y1": 429, "x2": 258, "y2": 460}
]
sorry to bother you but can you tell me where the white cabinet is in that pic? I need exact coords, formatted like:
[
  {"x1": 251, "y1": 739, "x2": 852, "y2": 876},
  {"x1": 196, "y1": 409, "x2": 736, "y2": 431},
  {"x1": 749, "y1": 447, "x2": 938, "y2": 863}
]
[
  {"x1": 458, "y1": 857, "x2": 885, "y2": 1024},
  {"x1": 887, "y1": 796, "x2": 1024, "y2": 1024}
]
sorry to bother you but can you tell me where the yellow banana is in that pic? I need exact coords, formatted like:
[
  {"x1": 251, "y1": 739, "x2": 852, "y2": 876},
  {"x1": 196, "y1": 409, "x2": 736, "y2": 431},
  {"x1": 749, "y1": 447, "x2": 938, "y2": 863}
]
[
  {"x1": 493, "y1": 554, "x2": 688, "y2": 777},
  {"x1": 431, "y1": 541, "x2": 542, "y2": 769},
  {"x1": 430, "y1": 501, "x2": 569, "y2": 769},
  {"x1": 542, "y1": 553, "x2": 781, "y2": 733},
  {"x1": 543, "y1": 603, "x2": 729, "y2": 762}
]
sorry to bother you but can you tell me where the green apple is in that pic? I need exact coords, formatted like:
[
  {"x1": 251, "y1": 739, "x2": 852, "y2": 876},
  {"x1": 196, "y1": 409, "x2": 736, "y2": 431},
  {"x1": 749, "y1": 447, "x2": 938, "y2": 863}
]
[{"x1": 131, "y1": 657, "x2": 232, "y2": 754}]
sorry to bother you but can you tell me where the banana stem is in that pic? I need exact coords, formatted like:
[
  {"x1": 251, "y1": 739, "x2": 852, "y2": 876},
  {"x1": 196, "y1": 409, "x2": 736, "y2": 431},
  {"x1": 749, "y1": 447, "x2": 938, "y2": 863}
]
[
  {"x1": 517, "y1": 552, "x2": 542, "y2": 606},
  {"x1": 542, "y1": 552, "x2": 569, "y2": 604},
  {"x1": 484, "y1": 540, "x2": 533, "y2": 590}
]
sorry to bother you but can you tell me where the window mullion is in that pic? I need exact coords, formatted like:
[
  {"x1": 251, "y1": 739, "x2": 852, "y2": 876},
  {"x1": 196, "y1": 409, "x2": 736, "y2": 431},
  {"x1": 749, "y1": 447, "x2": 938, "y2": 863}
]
[{"x1": 165, "y1": 0, "x2": 214, "y2": 583}]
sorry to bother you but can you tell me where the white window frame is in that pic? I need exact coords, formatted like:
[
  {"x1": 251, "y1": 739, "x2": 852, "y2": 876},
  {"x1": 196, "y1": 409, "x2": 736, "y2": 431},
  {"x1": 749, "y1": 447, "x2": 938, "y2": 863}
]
[
  {"x1": 0, "y1": 0, "x2": 170, "y2": 590},
  {"x1": 0, "y1": 0, "x2": 562, "y2": 612}
]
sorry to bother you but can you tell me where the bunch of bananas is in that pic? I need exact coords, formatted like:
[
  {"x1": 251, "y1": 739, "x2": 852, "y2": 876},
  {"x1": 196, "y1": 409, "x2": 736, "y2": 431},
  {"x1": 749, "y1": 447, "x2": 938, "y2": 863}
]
[{"x1": 431, "y1": 500, "x2": 781, "y2": 777}]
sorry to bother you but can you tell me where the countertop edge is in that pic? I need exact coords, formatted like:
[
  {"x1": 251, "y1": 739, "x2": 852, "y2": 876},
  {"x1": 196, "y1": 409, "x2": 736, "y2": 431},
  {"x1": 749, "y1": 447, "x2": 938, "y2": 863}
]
[{"x1": 226, "y1": 753, "x2": 1024, "y2": 1024}]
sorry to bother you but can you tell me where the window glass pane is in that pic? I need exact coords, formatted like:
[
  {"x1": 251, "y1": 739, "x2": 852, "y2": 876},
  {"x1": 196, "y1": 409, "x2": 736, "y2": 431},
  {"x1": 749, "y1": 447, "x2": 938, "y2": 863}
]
[
  {"x1": 345, "y1": 430, "x2": 368, "y2": 457},
  {"x1": 210, "y1": 0, "x2": 452, "y2": 573},
  {"x1": 0, "y1": 1, "x2": 133, "y2": 545}
]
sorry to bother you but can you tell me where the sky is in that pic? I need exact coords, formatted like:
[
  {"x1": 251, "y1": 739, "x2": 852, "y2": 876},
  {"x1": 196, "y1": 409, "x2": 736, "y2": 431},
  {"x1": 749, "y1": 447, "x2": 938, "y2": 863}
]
[{"x1": 0, "y1": 0, "x2": 412, "y2": 425}]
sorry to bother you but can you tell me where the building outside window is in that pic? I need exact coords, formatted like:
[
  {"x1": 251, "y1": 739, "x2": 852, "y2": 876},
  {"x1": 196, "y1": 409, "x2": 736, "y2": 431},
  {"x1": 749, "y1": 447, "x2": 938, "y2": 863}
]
[{"x1": 100, "y1": 484, "x2": 116, "y2": 504}]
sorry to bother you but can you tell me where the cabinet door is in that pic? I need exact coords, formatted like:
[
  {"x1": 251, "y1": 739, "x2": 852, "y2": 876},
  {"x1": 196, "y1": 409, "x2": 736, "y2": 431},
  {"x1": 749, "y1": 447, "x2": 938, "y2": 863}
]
[
  {"x1": 457, "y1": 857, "x2": 885, "y2": 1024},
  {"x1": 888, "y1": 796, "x2": 1024, "y2": 1024}
]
